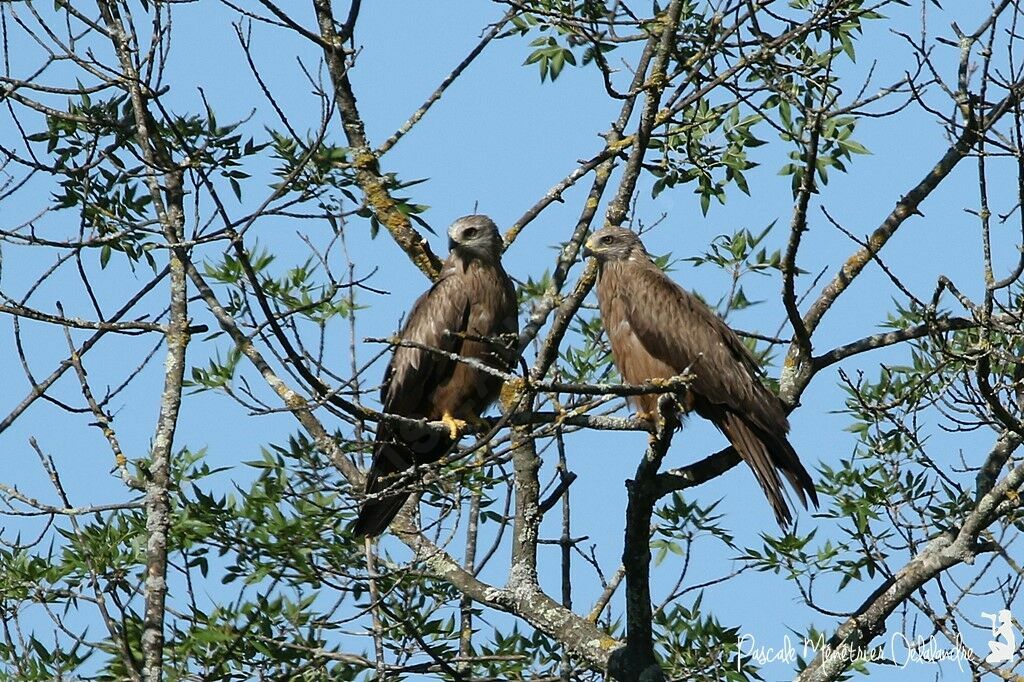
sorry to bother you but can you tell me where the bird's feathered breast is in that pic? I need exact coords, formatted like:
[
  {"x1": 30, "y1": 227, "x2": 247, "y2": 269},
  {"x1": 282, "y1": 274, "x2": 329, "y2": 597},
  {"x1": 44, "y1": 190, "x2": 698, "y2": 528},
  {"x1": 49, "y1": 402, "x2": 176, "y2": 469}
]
[{"x1": 383, "y1": 253, "x2": 516, "y2": 419}]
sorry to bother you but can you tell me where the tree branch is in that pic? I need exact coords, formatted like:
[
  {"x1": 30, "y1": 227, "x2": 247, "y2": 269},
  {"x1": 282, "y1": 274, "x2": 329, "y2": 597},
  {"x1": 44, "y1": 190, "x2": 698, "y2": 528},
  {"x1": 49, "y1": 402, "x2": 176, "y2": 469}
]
[
  {"x1": 795, "y1": 431, "x2": 1024, "y2": 682},
  {"x1": 312, "y1": 0, "x2": 442, "y2": 279},
  {"x1": 377, "y1": 9, "x2": 514, "y2": 156},
  {"x1": 609, "y1": 399, "x2": 679, "y2": 681}
]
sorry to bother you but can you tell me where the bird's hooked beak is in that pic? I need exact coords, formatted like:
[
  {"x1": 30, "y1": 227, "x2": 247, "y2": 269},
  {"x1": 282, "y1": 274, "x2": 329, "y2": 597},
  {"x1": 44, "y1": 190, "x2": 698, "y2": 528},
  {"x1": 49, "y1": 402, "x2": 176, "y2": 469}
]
[
  {"x1": 448, "y1": 236, "x2": 457, "y2": 251},
  {"x1": 581, "y1": 238, "x2": 595, "y2": 259}
]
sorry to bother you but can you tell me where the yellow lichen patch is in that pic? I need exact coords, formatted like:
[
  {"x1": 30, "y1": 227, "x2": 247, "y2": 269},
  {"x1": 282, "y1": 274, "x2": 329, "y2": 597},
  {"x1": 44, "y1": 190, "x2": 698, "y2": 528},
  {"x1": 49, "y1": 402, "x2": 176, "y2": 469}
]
[
  {"x1": 500, "y1": 376, "x2": 528, "y2": 410},
  {"x1": 867, "y1": 227, "x2": 889, "y2": 251},
  {"x1": 352, "y1": 149, "x2": 377, "y2": 169},
  {"x1": 413, "y1": 252, "x2": 441, "y2": 281},
  {"x1": 645, "y1": 71, "x2": 667, "y2": 91},
  {"x1": 354, "y1": 172, "x2": 441, "y2": 279},
  {"x1": 599, "y1": 636, "x2": 619, "y2": 650},
  {"x1": 364, "y1": 187, "x2": 399, "y2": 217},
  {"x1": 843, "y1": 250, "x2": 871, "y2": 276},
  {"x1": 607, "y1": 135, "x2": 636, "y2": 153},
  {"x1": 503, "y1": 226, "x2": 521, "y2": 246}
]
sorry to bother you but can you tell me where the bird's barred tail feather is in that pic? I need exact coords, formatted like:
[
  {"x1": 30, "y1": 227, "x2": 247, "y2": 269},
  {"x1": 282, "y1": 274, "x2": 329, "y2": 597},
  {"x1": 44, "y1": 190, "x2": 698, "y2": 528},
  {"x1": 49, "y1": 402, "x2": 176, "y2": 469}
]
[
  {"x1": 352, "y1": 428, "x2": 455, "y2": 538},
  {"x1": 714, "y1": 409, "x2": 818, "y2": 527},
  {"x1": 352, "y1": 439, "x2": 414, "y2": 537},
  {"x1": 353, "y1": 490, "x2": 410, "y2": 538}
]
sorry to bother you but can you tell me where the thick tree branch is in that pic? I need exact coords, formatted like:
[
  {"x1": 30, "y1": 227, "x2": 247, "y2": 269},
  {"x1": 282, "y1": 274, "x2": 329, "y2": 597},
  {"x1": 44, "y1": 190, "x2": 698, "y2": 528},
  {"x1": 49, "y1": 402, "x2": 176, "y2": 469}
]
[
  {"x1": 510, "y1": 426, "x2": 542, "y2": 585},
  {"x1": 402, "y1": 527, "x2": 620, "y2": 670},
  {"x1": 609, "y1": 401, "x2": 679, "y2": 682},
  {"x1": 312, "y1": 0, "x2": 442, "y2": 279},
  {"x1": 139, "y1": 177, "x2": 186, "y2": 682},
  {"x1": 95, "y1": 2, "x2": 189, "y2": 678},
  {"x1": 795, "y1": 431, "x2": 1024, "y2": 682},
  {"x1": 782, "y1": 82, "x2": 1024, "y2": 404}
]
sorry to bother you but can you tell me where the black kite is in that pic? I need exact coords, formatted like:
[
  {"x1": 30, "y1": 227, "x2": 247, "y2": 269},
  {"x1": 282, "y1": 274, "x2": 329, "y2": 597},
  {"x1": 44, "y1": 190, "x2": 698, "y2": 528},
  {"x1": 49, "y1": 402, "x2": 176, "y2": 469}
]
[
  {"x1": 353, "y1": 215, "x2": 518, "y2": 537},
  {"x1": 584, "y1": 226, "x2": 817, "y2": 526}
]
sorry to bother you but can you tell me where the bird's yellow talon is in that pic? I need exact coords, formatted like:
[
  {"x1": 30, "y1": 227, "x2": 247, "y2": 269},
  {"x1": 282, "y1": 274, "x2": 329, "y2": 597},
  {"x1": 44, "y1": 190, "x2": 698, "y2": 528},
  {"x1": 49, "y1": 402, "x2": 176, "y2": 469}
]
[
  {"x1": 635, "y1": 411, "x2": 656, "y2": 423},
  {"x1": 441, "y1": 412, "x2": 468, "y2": 440}
]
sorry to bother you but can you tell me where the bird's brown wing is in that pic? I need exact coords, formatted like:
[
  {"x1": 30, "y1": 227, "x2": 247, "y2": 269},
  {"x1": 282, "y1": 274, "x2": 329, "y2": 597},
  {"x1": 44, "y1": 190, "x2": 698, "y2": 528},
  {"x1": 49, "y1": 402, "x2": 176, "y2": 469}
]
[
  {"x1": 382, "y1": 274, "x2": 470, "y2": 416},
  {"x1": 615, "y1": 260, "x2": 817, "y2": 525},
  {"x1": 616, "y1": 263, "x2": 779, "y2": 421},
  {"x1": 596, "y1": 268, "x2": 677, "y2": 417},
  {"x1": 354, "y1": 273, "x2": 469, "y2": 537},
  {"x1": 443, "y1": 261, "x2": 519, "y2": 407}
]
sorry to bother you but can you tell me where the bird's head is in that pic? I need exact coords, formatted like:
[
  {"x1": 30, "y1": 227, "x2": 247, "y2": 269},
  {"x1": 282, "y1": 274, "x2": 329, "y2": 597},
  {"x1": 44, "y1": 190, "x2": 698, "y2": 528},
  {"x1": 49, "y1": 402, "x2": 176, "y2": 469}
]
[
  {"x1": 582, "y1": 226, "x2": 647, "y2": 263},
  {"x1": 447, "y1": 215, "x2": 502, "y2": 261}
]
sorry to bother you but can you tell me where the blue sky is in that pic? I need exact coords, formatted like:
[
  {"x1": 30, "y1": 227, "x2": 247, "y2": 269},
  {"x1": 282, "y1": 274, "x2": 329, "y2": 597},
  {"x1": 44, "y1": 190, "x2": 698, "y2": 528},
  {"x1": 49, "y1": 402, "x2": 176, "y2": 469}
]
[{"x1": 1, "y1": 1, "x2": 1020, "y2": 679}]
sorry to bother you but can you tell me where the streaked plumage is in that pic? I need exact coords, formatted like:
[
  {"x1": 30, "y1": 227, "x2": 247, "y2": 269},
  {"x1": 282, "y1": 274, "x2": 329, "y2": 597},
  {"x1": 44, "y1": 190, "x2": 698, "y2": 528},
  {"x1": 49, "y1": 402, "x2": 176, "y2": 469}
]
[
  {"x1": 584, "y1": 226, "x2": 817, "y2": 526},
  {"x1": 353, "y1": 215, "x2": 518, "y2": 537}
]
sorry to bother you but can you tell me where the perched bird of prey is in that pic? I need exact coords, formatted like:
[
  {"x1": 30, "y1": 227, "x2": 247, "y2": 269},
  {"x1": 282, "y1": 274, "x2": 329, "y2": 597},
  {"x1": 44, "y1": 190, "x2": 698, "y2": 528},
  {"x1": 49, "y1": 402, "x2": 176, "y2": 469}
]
[
  {"x1": 353, "y1": 215, "x2": 518, "y2": 537},
  {"x1": 583, "y1": 226, "x2": 817, "y2": 526}
]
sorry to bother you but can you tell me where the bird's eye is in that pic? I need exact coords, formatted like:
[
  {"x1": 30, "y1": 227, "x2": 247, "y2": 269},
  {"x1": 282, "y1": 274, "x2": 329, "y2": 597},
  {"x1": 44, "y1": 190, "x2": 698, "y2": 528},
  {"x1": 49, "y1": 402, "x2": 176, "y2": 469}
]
[
  {"x1": 600, "y1": 235, "x2": 614, "y2": 245},
  {"x1": 463, "y1": 227, "x2": 478, "y2": 238}
]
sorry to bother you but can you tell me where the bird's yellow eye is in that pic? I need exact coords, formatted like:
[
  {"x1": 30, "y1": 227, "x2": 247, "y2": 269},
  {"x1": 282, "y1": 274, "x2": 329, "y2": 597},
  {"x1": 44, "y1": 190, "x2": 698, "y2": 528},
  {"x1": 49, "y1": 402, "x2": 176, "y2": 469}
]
[
  {"x1": 463, "y1": 228, "x2": 478, "y2": 238},
  {"x1": 600, "y1": 235, "x2": 614, "y2": 245}
]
